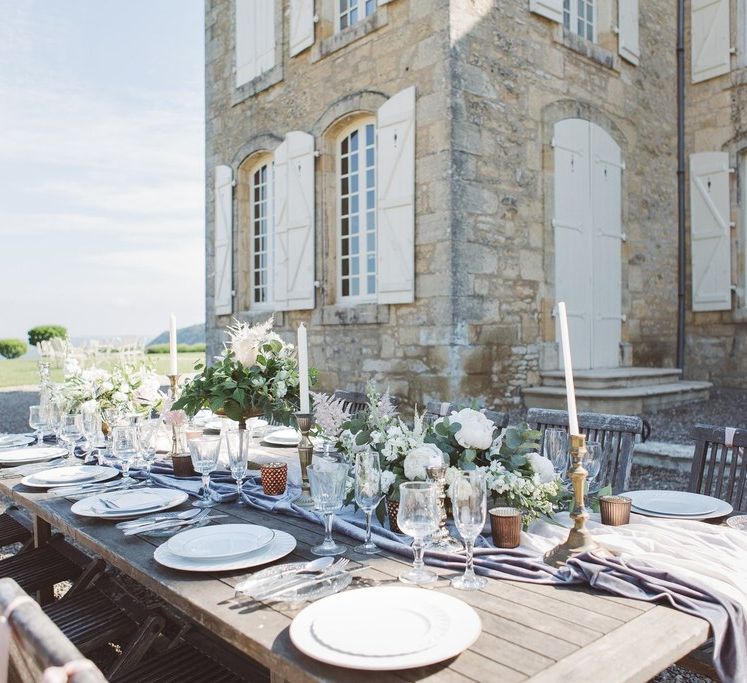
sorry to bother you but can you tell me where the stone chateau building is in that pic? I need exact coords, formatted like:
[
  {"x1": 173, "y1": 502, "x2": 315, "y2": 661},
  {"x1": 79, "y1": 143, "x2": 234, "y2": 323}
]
[{"x1": 204, "y1": 0, "x2": 741, "y2": 412}]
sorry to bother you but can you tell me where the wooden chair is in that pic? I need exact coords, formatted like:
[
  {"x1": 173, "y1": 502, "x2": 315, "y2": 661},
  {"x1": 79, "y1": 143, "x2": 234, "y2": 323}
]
[
  {"x1": 333, "y1": 390, "x2": 401, "y2": 416},
  {"x1": 689, "y1": 424, "x2": 747, "y2": 514},
  {"x1": 0, "y1": 578, "x2": 107, "y2": 683},
  {"x1": 526, "y1": 408, "x2": 643, "y2": 494},
  {"x1": 0, "y1": 508, "x2": 32, "y2": 550},
  {"x1": 424, "y1": 401, "x2": 510, "y2": 432}
]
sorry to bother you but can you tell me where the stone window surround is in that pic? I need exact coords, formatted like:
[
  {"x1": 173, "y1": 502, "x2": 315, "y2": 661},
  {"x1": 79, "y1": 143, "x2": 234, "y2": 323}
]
[
  {"x1": 310, "y1": 2, "x2": 389, "y2": 64},
  {"x1": 552, "y1": 0, "x2": 621, "y2": 73}
]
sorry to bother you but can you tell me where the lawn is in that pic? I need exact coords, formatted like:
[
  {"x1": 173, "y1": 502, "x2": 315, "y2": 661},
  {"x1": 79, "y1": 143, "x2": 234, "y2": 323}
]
[{"x1": 0, "y1": 353, "x2": 205, "y2": 389}]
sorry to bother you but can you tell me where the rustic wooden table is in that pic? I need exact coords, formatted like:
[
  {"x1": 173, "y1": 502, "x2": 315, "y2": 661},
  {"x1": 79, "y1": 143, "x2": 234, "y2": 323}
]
[{"x1": 0, "y1": 453, "x2": 710, "y2": 683}]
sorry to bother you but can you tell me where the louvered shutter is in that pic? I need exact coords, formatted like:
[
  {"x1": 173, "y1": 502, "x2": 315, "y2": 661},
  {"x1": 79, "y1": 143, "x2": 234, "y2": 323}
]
[
  {"x1": 529, "y1": 0, "x2": 562, "y2": 23},
  {"x1": 214, "y1": 165, "x2": 234, "y2": 316},
  {"x1": 690, "y1": 152, "x2": 732, "y2": 311},
  {"x1": 272, "y1": 139, "x2": 289, "y2": 309},
  {"x1": 289, "y1": 0, "x2": 314, "y2": 56},
  {"x1": 283, "y1": 132, "x2": 316, "y2": 310},
  {"x1": 235, "y1": 0, "x2": 276, "y2": 87},
  {"x1": 691, "y1": 0, "x2": 730, "y2": 83},
  {"x1": 618, "y1": 0, "x2": 640, "y2": 65},
  {"x1": 376, "y1": 87, "x2": 416, "y2": 305}
]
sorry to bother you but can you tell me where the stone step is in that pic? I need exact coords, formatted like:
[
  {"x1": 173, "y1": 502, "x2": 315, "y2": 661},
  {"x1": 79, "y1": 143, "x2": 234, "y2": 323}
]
[
  {"x1": 540, "y1": 367, "x2": 683, "y2": 389},
  {"x1": 522, "y1": 380, "x2": 712, "y2": 415}
]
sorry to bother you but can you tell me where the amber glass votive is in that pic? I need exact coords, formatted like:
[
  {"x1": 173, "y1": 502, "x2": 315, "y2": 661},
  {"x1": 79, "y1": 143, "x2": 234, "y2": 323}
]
[
  {"x1": 261, "y1": 462, "x2": 288, "y2": 496},
  {"x1": 599, "y1": 495, "x2": 632, "y2": 526},
  {"x1": 489, "y1": 507, "x2": 522, "y2": 549}
]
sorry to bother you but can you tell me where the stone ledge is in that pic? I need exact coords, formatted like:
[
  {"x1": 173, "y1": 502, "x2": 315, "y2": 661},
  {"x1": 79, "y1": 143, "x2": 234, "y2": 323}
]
[
  {"x1": 232, "y1": 64, "x2": 284, "y2": 107},
  {"x1": 234, "y1": 309, "x2": 285, "y2": 327},
  {"x1": 555, "y1": 27, "x2": 618, "y2": 73},
  {"x1": 311, "y1": 9, "x2": 388, "y2": 64},
  {"x1": 633, "y1": 441, "x2": 694, "y2": 473},
  {"x1": 321, "y1": 303, "x2": 389, "y2": 326}
]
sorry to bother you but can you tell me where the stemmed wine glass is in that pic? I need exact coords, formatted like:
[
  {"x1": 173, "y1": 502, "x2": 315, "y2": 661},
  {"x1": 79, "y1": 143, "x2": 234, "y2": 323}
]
[
  {"x1": 449, "y1": 469, "x2": 488, "y2": 591},
  {"x1": 225, "y1": 429, "x2": 251, "y2": 504},
  {"x1": 80, "y1": 403, "x2": 101, "y2": 464},
  {"x1": 584, "y1": 441, "x2": 603, "y2": 498},
  {"x1": 28, "y1": 406, "x2": 46, "y2": 448},
  {"x1": 397, "y1": 482, "x2": 440, "y2": 585},
  {"x1": 59, "y1": 414, "x2": 84, "y2": 460},
  {"x1": 307, "y1": 462, "x2": 348, "y2": 556},
  {"x1": 543, "y1": 428, "x2": 569, "y2": 479},
  {"x1": 137, "y1": 419, "x2": 161, "y2": 485},
  {"x1": 188, "y1": 436, "x2": 222, "y2": 508},
  {"x1": 111, "y1": 425, "x2": 139, "y2": 479},
  {"x1": 354, "y1": 450, "x2": 383, "y2": 555}
]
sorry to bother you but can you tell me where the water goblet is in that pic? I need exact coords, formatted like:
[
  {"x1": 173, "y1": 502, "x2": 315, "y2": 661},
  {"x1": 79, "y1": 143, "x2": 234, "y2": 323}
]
[
  {"x1": 188, "y1": 436, "x2": 222, "y2": 508},
  {"x1": 397, "y1": 482, "x2": 440, "y2": 585},
  {"x1": 543, "y1": 428, "x2": 569, "y2": 478},
  {"x1": 28, "y1": 405, "x2": 46, "y2": 448},
  {"x1": 307, "y1": 462, "x2": 348, "y2": 556},
  {"x1": 137, "y1": 418, "x2": 161, "y2": 485},
  {"x1": 584, "y1": 441, "x2": 603, "y2": 498},
  {"x1": 225, "y1": 429, "x2": 252, "y2": 504},
  {"x1": 111, "y1": 425, "x2": 139, "y2": 479},
  {"x1": 354, "y1": 450, "x2": 383, "y2": 554},
  {"x1": 80, "y1": 404, "x2": 101, "y2": 464},
  {"x1": 449, "y1": 470, "x2": 488, "y2": 591},
  {"x1": 59, "y1": 414, "x2": 84, "y2": 460}
]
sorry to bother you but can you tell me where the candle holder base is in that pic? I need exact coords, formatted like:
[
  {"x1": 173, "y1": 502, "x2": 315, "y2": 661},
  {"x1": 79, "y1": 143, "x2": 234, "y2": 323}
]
[
  {"x1": 293, "y1": 411, "x2": 315, "y2": 510},
  {"x1": 292, "y1": 487, "x2": 316, "y2": 509},
  {"x1": 167, "y1": 374, "x2": 180, "y2": 402}
]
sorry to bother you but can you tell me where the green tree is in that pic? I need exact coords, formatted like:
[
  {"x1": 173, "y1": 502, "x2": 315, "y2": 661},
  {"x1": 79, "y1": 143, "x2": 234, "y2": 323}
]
[{"x1": 28, "y1": 325, "x2": 67, "y2": 347}]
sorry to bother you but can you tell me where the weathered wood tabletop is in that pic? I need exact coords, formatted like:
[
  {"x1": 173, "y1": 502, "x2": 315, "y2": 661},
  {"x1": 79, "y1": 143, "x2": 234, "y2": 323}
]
[{"x1": 0, "y1": 450, "x2": 710, "y2": 683}]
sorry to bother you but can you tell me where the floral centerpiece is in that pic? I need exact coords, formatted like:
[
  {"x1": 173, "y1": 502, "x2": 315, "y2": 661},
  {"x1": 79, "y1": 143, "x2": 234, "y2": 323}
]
[
  {"x1": 310, "y1": 392, "x2": 352, "y2": 449},
  {"x1": 173, "y1": 318, "x2": 315, "y2": 428}
]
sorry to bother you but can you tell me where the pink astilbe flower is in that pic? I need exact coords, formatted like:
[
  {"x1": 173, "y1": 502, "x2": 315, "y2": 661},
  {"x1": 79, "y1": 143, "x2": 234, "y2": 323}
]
[
  {"x1": 162, "y1": 410, "x2": 188, "y2": 427},
  {"x1": 225, "y1": 317, "x2": 279, "y2": 367},
  {"x1": 311, "y1": 392, "x2": 351, "y2": 439}
]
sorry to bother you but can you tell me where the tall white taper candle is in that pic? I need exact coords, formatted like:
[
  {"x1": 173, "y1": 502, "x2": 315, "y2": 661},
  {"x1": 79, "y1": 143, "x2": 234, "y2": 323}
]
[
  {"x1": 557, "y1": 302, "x2": 579, "y2": 435},
  {"x1": 169, "y1": 313, "x2": 178, "y2": 376},
  {"x1": 297, "y1": 323, "x2": 310, "y2": 413}
]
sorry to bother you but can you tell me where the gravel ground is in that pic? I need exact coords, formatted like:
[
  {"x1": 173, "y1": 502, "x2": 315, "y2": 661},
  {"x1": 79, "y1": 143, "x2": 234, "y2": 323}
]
[{"x1": 0, "y1": 387, "x2": 38, "y2": 435}]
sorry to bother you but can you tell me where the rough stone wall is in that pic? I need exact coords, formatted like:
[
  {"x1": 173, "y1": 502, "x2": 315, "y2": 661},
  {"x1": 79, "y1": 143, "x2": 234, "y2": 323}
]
[
  {"x1": 684, "y1": 0, "x2": 747, "y2": 387},
  {"x1": 448, "y1": 0, "x2": 679, "y2": 406}
]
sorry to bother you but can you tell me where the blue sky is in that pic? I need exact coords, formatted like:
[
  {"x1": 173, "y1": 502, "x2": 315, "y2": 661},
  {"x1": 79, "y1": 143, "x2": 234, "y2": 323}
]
[{"x1": 0, "y1": 0, "x2": 205, "y2": 342}]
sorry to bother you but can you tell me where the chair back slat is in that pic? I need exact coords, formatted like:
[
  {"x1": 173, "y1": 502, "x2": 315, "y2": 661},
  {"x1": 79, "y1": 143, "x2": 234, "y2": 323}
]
[
  {"x1": 526, "y1": 408, "x2": 643, "y2": 494},
  {"x1": 0, "y1": 579, "x2": 107, "y2": 683},
  {"x1": 690, "y1": 425, "x2": 747, "y2": 512},
  {"x1": 332, "y1": 390, "x2": 401, "y2": 417}
]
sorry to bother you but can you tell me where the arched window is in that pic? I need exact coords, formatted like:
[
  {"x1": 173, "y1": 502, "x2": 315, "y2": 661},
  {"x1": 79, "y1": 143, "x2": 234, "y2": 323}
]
[
  {"x1": 249, "y1": 156, "x2": 273, "y2": 306},
  {"x1": 338, "y1": 119, "x2": 376, "y2": 300}
]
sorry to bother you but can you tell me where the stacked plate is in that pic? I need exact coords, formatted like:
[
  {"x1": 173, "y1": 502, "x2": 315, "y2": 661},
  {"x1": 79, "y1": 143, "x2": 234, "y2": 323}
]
[
  {"x1": 154, "y1": 524, "x2": 296, "y2": 572},
  {"x1": 290, "y1": 587, "x2": 482, "y2": 670},
  {"x1": 0, "y1": 445, "x2": 65, "y2": 467},
  {"x1": 71, "y1": 488, "x2": 189, "y2": 520},
  {"x1": 624, "y1": 489, "x2": 732, "y2": 521},
  {"x1": 264, "y1": 428, "x2": 300, "y2": 447},
  {"x1": 0, "y1": 434, "x2": 35, "y2": 449},
  {"x1": 21, "y1": 464, "x2": 118, "y2": 488}
]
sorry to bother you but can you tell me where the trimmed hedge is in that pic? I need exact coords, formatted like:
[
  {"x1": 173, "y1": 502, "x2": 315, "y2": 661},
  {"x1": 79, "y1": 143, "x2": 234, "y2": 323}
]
[
  {"x1": 0, "y1": 339, "x2": 27, "y2": 359},
  {"x1": 146, "y1": 343, "x2": 206, "y2": 354},
  {"x1": 28, "y1": 325, "x2": 67, "y2": 347}
]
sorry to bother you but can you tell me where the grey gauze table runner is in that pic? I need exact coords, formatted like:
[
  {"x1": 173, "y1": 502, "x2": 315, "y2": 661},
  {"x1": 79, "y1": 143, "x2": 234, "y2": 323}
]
[{"x1": 129, "y1": 463, "x2": 743, "y2": 682}]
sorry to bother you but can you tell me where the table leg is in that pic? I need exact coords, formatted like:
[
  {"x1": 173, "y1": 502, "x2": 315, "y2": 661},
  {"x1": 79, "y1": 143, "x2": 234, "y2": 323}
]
[{"x1": 33, "y1": 514, "x2": 54, "y2": 605}]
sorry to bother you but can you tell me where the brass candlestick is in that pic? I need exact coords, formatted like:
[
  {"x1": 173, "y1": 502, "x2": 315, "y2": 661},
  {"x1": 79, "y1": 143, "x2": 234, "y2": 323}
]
[
  {"x1": 425, "y1": 464, "x2": 462, "y2": 552},
  {"x1": 544, "y1": 433, "x2": 609, "y2": 567},
  {"x1": 168, "y1": 374, "x2": 181, "y2": 457},
  {"x1": 293, "y1": 411, "x2": 315, "y2": 508}
]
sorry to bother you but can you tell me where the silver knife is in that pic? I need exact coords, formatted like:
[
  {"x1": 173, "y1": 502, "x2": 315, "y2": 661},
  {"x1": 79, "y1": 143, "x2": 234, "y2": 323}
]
[{"x1": 122, "y1": 514, "x2": 226, "y2": 536}]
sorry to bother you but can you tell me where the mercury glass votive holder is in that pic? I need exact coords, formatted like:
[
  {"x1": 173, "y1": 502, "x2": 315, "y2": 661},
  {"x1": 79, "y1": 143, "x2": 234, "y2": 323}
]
[
  {"x1": 599, "y1": 495, "x2": 632, "y2": 526},
  {"x1": 489, "y1": 507, "x2": 522, "y2": 549}
]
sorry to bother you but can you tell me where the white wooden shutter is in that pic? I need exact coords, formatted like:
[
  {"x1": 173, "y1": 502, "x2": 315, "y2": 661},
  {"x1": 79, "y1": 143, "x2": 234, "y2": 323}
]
[
  {"x1": 235, "y1": 0, "x2": 276, "y2": 87},
  {"x1": 289, "y1": 0, "x2": 314, "y2": 56},
  {"x1": 272, "y1": 139, "x2": 289, "y2": 309},
  {"x1": 376, "y1": 86, "x2": 416, "y2": 305},
  {"x1": 378, "y1": 0, "x2": 394, "y2": 5},
  {"x1": 283, "y1": 132, "x2": 316, "y2": 310},
  {"x1": 691, "y1": 0, "x2": 730, "y2": 83},
  {"x1": 529, "y1": 0, "x2": 563, "y2": 23},
  {"x1": 214, "y1": 165, "x2": 234, "y2": 316},
  {"x1": 690, "y1": 152, "x2": 732, "y2": 311},
  {"x1": 618, "y1": 0, "x2": 640, "y2": 65}
]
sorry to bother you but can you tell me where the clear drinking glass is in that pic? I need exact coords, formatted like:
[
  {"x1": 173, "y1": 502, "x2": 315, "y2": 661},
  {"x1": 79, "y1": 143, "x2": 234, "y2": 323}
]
[
  {"x1": 111, "y1": 425, "x2": 139, "y2": 478},
  {"x1": 543, "y1": 428, "x2": 569, "y2": 478},
  {"x1": 188, "y1": 436, "x2": 222, "y2": 508},
  {"x1": 584, "y1": 441, "x2": 603, "y2": 496},
  {"x1": 137, "y1": 419, "x2": 161, "y2": 485},
  {"x1": 28, "y1": 405, "x2": 46, "y2": 447},
  {"x1": 308, "y1": 462, "x2": 348, "y2": 556},
  {"x1": 450, "y1": 470, "x2": 488, "y2": 590},
  {"x1": 225, "y1": 429, "x2": 252, "y2": 504},
  {"x1": 397, "y1": 481, "x2": 440, "y2": 585},
  {"x1": 354, "y1": 450, "x2": 383, "y2": 554},
  {"x1": 59, "y1": 414, "x2": 84, "y2": 460},
  {"x1": 80, "y1": 404, "x2": 101, "y2": 464}
]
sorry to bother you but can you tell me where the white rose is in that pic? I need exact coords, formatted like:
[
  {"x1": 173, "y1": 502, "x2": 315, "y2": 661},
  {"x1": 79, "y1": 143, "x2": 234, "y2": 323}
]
[
  {"x1": 403, "y1": 443, "x2": 444, "y2": 481},
  {"x1": 451, "y1": 408, "x2": 495, "y2": 450},
  {"x1": 232, "y1": 340, "x2": 259, "y2": 367},
  {"x1": 111, "y1": 391, "x2": 128, "y2": 404},
  {"x1": 526, "y1": 452, "x2": 556, "y2": 484},
  {"x1": 101, "y1": 381, "x2": 114, "y2": 393},
  {"x1": 380, "y1": 470, "x2": 396, "y2": 494}
]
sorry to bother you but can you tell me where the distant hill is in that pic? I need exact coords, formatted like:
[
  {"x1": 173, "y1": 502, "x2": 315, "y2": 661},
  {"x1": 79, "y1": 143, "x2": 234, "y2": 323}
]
[{"x1": 148, "y1": 323, "x2": 205, "y2": 347}]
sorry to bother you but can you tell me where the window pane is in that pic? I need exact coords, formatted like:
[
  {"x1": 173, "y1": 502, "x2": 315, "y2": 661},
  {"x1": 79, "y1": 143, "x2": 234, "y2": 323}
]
[{"x1": 251, "y1": 162, "x2": 271, "y2": 306}]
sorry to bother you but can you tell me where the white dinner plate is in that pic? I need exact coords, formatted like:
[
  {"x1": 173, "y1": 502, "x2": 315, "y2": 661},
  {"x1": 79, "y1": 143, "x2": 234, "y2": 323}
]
[
  {"x1": 0, "y1": 446, "x2": 66, "y2": 467},
  {"x1": 624, "y1": 489, "x2": 733, "y2": 521},
  {"x1": 290, "y1": 587, "x2": 482, "y2": 670},
  {"x1": 0, "y1": 435, "x2": 34, "y2": 449},
  {"x1": 154, "y1": 528, "x2": 296, "y2": 572},
  {"x1": 167, "y1": 524, "x2": 275, "y2": 561},
  {"x1": 264, "y1": 429, "x2": 300, "y2": 446},
  {"x1": 22, "y1": 465, "x2": 118, "y2": 489},
  {"x1": 72, "y1": 488, "x2": 189, "y2": 520}
]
